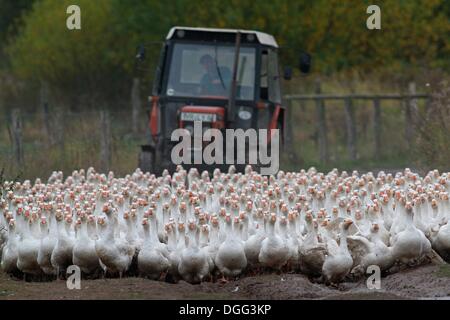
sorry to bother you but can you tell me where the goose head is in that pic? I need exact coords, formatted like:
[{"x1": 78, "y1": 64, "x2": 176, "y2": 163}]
[
  {"x1": 342, "y1": 218, "x2": 353, "y2": 228},
  {"x1": 371, "y1": 223, "x2": 380, "y2": 234}
]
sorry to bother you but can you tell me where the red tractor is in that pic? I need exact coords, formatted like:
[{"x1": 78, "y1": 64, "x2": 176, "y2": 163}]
[{"x1": 136, "y1": 27, "x2": 310, "y2": 174}]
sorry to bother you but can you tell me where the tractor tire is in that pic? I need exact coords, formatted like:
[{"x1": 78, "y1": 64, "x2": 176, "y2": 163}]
[{"x1": 138, "y1": 151, "x2": 154, "y2": 174}]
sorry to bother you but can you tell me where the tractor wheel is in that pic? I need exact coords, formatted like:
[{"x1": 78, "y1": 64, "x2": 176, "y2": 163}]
[{"x1": 138, "y1": 150, "x2": 154, "y2": 174}]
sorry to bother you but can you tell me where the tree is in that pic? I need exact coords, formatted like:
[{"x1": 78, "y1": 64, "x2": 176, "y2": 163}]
[{"x1": 5, "y1": 0, "x2": 450, "y2": 109}]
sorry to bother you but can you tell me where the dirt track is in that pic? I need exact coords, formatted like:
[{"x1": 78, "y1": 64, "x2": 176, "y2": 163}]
[{"x1": 0, "y1": 264, "x2": 449, "y2": 300}]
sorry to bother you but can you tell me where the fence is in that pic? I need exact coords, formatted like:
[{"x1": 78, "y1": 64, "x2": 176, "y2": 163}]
[
  {"x1": 283, "y1": 81, "x2": 430, "y2": 168},
  {"x1": 1, "y1": 108, "x2": 150, "y2": 180},
  {"x1": 0, "y1": 81, "x2": 431, "y2": 180}
]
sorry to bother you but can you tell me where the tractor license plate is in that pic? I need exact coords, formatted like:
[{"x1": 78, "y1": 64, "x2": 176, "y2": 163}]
[{"x1": 180, "y1": 112, "x2": 216, "y2": 122}]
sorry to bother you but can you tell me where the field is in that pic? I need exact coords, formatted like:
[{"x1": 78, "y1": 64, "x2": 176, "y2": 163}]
[
  {"x1": 1, "y1": 264, "x2": 449, "y2": 300},
  {"x1": 0, "y1": 76, "x2": 433, "y2": 182}
]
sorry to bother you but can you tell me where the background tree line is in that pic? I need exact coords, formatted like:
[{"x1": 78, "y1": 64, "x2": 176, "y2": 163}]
[
  {"x1": 0, "y1": 0, "x2": 449, "y2": 178},
  {"x1": 0, "y1": 0, "x2": 449, "y2": 110}
]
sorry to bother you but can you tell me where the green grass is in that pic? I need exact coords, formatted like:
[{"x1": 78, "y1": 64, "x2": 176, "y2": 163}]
[
  {"x1": 1, "y1": 75, "x2": 444, "y2": 180},
  {"x1": 435, "y1": 264, "x2": 450, "y2": 278}
]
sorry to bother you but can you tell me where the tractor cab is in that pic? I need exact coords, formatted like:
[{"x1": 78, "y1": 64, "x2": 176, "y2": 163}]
[{"x1": 137, "y1": 26, "x2": 310, "y2": 174}]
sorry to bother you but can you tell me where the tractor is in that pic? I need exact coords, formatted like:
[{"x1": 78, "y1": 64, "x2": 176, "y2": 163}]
[{"x1": 136, "y1": 26, "x2": 310, "y2": 175}]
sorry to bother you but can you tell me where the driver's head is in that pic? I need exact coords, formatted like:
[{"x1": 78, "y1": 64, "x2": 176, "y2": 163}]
[{"x1": 200, "y1": 54, "x2": 214, "y2": 71}]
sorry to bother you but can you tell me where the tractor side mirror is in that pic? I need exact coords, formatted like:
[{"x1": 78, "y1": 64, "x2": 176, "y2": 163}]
[
  {"x1": 136, "y1": 44, "x2": 146, "y2": 61},
  {"x1": 283, "y1": 66, "x2": 293, "y2": 80},
  {"x1": 299, "y1": 52, "x2": 311, "y2": 74}
]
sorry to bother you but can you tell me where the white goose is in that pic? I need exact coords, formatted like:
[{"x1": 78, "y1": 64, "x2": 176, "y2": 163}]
[
  {"x1": 72, "y1": 215, "x2": 101, "y2": 275},
  {"x1": 392, "y1": 202, "x2": 432, "y2": 264},
  {"x1": 166, "y1": 222, "x2": 182, "y2": 282},
  {"x1": 322, "y1": 219, "x2": 354, "y2": 284},
  {"x1": 17, "y1": 215, "x2": 42, "y2": 279},
  {"x1": 258, "y1": 213, "x2": 289, "y2": 270},
  {"x1": 37, "y1": 216, "x2": 56, "y2": 276},
  {"x1": 137, "y1": 218, "x2": 170, "y2": 280},
  {"x1": 298, "y1": 214, "x2": 327, "y2": 277},
  {"x1": 95, "y1": 208, "x2": 134, "y2": 277},
  {"x1": 215, "y1": 215, "x2": 247, "y2": 280},
  {"x1": 431, "y1": 222, "x2": 450, "y2": 262},
  {"x1": 1, "y1": 219, "x2": 19, "y2": 274},
  {"x1": 347, "y1": 223, "x2": 394, "y2": 275},
  {"x1": 199, "y1": 224, "x2": 215, "y2": 274},
  {"x1": 50, "y1": 211, "x2": 74, "y2": 278},
  {"x1": 178, "y1": 220, "x2": 210, "y2": 284},
  {"x1": 244, "y1": 210, "x2": 266, "y2": 269}
]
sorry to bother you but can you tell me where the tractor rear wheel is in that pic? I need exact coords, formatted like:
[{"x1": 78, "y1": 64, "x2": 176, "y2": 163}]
[{"x1": 138, "y1": 150, "x2": 154, "y2": 174}]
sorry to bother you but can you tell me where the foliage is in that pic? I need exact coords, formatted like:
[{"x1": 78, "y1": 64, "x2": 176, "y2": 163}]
[
  {"x1": 0, "y1": 0, "x2": 34, "y2": 64},
  {"x1": 6, "y1": 0, "x2": 131, "y2": 107},
  {"x1": 0, "y1": 0, "x2": 448, "y2": 108}
]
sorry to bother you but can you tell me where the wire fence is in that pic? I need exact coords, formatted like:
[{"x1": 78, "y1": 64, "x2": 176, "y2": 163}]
[{"x1": 0, "y1": 82, "x2": 429, "y2": 180}]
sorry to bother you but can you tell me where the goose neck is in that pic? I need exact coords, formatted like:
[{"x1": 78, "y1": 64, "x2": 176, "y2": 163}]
[
  {"x1": 339, "y1": 229, "x2": 348, "y2": 249},
  {"x1": 79, "y1": 221, "x2": 89, "y2": 239},
  {"x1": 168, "y1": 231, "x2": 177, "y2": 248}
]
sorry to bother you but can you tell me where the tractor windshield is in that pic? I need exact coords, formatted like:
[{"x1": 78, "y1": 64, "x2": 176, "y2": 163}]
[{"x1": 166, "y1": 43, "x2": 256, "y2": 100}]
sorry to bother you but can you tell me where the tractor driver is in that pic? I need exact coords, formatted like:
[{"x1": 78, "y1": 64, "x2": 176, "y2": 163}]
[{"x1": 199, "y1": 54, "x2": 231, "y2": 96}]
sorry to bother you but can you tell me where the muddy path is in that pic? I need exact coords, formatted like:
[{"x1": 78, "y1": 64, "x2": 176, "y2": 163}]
[{"x1": 0, "y1": 264, "x2": 449, "y2": 300}]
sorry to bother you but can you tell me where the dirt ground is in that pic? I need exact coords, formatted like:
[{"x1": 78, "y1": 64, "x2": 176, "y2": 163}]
[{"x1": 0, "y1": 263, "x2": 449, "y2": 300}]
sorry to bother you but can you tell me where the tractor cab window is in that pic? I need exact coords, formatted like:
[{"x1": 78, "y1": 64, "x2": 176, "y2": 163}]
[
  {"x1": 166, "y1": 43, "x2": 256, "y2": 100},
  {"x1": 268, "y1": 49, "x2": 282, "y2": 104},
  {"x1": 260, "y1": 50, "x2": 269, "y2": 100}
]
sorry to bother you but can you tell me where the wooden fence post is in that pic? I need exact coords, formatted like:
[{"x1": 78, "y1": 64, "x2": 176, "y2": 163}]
[
  {"x1": 285, "y1": 98, "x2": 299, "y2": 163},
  {"x1": 11, "y1": 109, "x2": 24, "y2": 167},
  {"x1": 55, "y1": 109, "x2": 65, "y2": 162},
  {"x1": 315, "y1": 81, "x2": 329, "y2": 164},
  {"x1": 40, "y1": 81, "x2": 55, "y2": 145},
  {"x1": 404, "y1": 82, "x2": 417, "y2": 150},
  {"x1": 100, "y1": 110, "x2": 112, "y2": 173},
  {"x1": 285, "y1": 99, "x2": 293, "y2": 147},
  {"x1": 344, "y1": 97, "x2": 357, "y2": 161},
  {"x1": 131, "y1": 78, "x2": 141, "y2": 136},
  {"x1": 373, "y1": 98, "x2": 381, "y2": 160}
]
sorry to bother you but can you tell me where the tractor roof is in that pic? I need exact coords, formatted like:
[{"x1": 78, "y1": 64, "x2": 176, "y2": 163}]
[{"x1": 167, "y1": 26, "x2": 278, "y2": 48}]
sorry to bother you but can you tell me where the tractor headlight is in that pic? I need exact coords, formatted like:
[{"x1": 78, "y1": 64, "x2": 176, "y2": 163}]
[{"x1": 238, "y1": 107, "x2": 252, "y2": 120}]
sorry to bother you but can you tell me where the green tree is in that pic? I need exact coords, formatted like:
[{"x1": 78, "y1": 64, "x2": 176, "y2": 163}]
[
  {"x1": 0, "y1": 0, "x2": 35, "y2": 66},
  {"x1": 5, "y1": 0, "x2": 450, "y2": 109}
]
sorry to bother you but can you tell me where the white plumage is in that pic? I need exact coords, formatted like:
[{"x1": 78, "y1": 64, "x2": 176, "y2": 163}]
[{"x1": 0, "y1": 166, "x2": 448, "y2": 285}]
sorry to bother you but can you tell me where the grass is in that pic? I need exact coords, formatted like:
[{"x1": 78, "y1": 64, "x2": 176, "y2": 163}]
[
  {"x1": 435, "y1": 264, "x2": 450, "y2": 278},
  {"x1": 0, "y1": 75, "x2": 446, "y2": 181},
  {"x1": 0, "y1": 290, "x2": 13, "y2": 297}
]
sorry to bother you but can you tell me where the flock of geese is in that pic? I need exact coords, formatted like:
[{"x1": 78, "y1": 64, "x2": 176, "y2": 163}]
[{"x1": 0, "y1": 166, "x2": 449, "y2": 284}]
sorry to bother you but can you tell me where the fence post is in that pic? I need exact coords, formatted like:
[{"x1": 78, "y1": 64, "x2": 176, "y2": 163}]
[
  {"x1": 344, "y1": 97, "x2": 357, "y2": 161},
  {"x1": 285, "y1": 99, "x2": 293, "y2": 147},
  {"x1": 373, "y1": 98, "x2": 381, "y2": 160},
  {"x1": 285, "y1": 98, "x2": 299, "y2": 163},
  {"x1": 100, "y1": 110, "x2": 112, "y2": 173},
  {"x1": 315, "y1": 81, "x2": 329, "y2": 164},
  {"x1": 55, "y1": 109, "x2": 65, "y2": 163},
  {"x1": 40, "y1": 81, "x2": 55, "y2": 146},
  {"x1": 131, "y1": 78, "x2": 141, "y2": 136},
  {"x1": 404, "y1": 81, "x2": 417, "y2": 150},
  {"x1": 11, "y1": 109, "x2": 24, "y2": 167}
]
